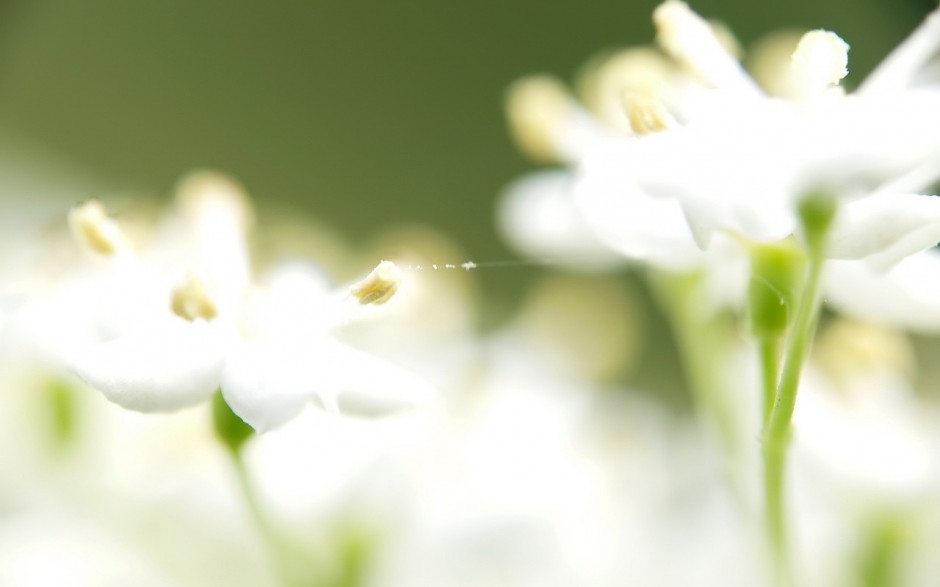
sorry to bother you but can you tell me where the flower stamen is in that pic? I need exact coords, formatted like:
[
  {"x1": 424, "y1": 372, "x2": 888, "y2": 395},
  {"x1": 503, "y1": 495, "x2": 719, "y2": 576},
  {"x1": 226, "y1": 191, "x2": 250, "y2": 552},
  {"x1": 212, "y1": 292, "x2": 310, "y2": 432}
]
[
  {"x1": 579, "y1": 47, "x2": 680, "y2": 134},
  {"x1": 653, "y1": 0, "x2": 760, "y2": 95},
  {"x1": 350, "y1": 260, "x2": 404, "y2": 305},
  {"x1": 789, "y1": 30, "x2": 850, "y2": 100},
  {"x1": 68, "y1": 199, "x2": 131, "y2": 256},
  {"x1": 171, "y1": 273, "x2": 219, "y2": 321},
  {"x1": 623, "y1": 90, "x2": 677, "y2": 134}
]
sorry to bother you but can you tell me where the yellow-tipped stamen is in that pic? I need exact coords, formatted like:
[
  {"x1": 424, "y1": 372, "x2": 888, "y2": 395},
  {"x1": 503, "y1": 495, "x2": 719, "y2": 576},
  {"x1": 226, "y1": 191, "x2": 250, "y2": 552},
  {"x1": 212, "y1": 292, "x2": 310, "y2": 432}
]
[
  {"x1": 578, "y1": 47, "x2": 679, "y2": 133},
  {"x1": 653, "y1": 0, "x2": 760, "y2": 95},
  {"x1": 171, "y1": 273, "x2": 219, "y2": 321},
  {"x1": 176, "y1": 170, "x2": 254, "y2": 311},
  {"x1": 789, "y1": 30, "x2": 850, "y2": 100},
  {"x1": 505, "y1": 75, "x2": 576, "y2": 163},
  {"x1": 68, "y1": 199, "x2": 132, "y2": 256},
  {"x1": 622, "y1": 90, "x2": 677, "y2": 134},
  {"x1": 350, "y1": 260, "x2": 404, "y2": 305}
]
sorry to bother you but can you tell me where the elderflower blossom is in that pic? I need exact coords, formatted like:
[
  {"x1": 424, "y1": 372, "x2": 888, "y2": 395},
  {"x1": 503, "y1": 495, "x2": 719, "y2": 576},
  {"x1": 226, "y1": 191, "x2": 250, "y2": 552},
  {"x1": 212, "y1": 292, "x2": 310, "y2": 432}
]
[
  {"x1": 500, "y1": 2, "x2": 940, "y2": 299},
  {"x1": 9, "y1": 172, "x2": 431, "y2": 431}
]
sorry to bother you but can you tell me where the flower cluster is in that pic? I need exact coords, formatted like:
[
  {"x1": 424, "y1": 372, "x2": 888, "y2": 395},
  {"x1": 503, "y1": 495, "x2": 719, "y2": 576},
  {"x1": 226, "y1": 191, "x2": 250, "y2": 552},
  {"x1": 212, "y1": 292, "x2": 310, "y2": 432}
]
[
  {"x1": 502, "y1": 1, "x2": 940, "y2": 319},
  {"x1": 8, "y1": 172, "x2": 431, "y2": 432}
]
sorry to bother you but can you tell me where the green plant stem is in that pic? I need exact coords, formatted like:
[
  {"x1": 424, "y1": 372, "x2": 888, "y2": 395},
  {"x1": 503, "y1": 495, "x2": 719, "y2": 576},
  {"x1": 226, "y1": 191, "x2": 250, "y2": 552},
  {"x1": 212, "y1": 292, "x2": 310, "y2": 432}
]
[
  {"x1": 227, "y1": 447, "x2": 302, "y2": 587},
  {"x1": 762, "y1": 247, "x2": 825, "y2": 585},
  {"x1": 651, "y1": 271, "x2": 738, "y2": 457},
  {"x1": 759, "y1": 337, "x2": 781, "y2": 428}
]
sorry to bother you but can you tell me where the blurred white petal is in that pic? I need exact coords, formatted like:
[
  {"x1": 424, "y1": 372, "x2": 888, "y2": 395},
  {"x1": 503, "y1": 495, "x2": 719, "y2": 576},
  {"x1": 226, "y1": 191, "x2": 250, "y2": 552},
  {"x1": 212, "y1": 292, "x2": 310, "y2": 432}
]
[
  {"x1": 824, "y1": 251, "x2": 940, "y2": 332},
  {"x1": 68, "y1": 320, "x2": 228, "y2": 412},
  {"x1": 220, "y1": 338, "x2": 330, "y2": 432},
  {"x1": 331, "y1": 342, "x2": 435, "y2": 417},
  {"x1": 574, "y1": 140, "x2": 705, "y2": 268},
  {"x1": 828, "y1": 192, "x2": 940, "y2": 271},
  {"x1": 497, "y1": 171, "x2": 623, "y2": 269},
  {"x1": 222, "y1": 336, "x2": 432, "y2": 431}
]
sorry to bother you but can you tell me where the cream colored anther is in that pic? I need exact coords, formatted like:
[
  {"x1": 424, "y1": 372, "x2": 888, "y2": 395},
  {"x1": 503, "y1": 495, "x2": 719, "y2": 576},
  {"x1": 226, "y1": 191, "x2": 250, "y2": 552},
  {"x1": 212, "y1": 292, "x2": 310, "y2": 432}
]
[
  {"x1": 506, "y1": 75, "x2": 574, "y2": 163},
  {"x1": 350, "y1": 260, "x2": 404, "y2": 305},
  {"x1": 68, "y1": 200, "x2": 131, "y2": 256},
  {"x1": 171, "y1": 273, "x2": 219, "y2": 321},
  {"x1": 579, "y1": 47, "x2": 677, "y2": 133},
  {"x1": 623, "y1": 90, "x2": 676, "y2": 135}
]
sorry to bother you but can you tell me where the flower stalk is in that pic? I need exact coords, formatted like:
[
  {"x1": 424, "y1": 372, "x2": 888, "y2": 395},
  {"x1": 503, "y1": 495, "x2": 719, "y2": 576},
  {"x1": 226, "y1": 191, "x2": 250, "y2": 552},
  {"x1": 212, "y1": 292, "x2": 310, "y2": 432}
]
[
  {"x1": 760, "y1": 193, "x2": 835, "y2": 583},
  {"x1": 212, "y1": 392, "x2": 304, "y2": 587}
]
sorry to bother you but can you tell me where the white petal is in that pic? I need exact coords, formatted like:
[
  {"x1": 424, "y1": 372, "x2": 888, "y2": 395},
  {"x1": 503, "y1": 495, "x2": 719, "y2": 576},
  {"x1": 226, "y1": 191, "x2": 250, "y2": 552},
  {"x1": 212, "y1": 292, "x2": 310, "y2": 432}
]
[
  {"x1": 68, "y1": 320, "x2": 228, "y2": 412},
  {"x1": 859, "y1": 8, "x2": 940, "y2": 94},
  {"x1": 221, "y1": 336, "x2": 433, "y2": 431},
  {"x1": 828, "y1": 192, "x2": 940, "y2": 271},
  {"x1": 824, "y1": 251, "x2": 940, "y2": 332},
  {"x1": 329, "y1": 342, "x2": 436, "y2": 417},
  {"x1": 497, "y1": 171, "x2": 624, "y2": 269},
  {"x1": 574, "y1": 140, "x2": 707, "y2": 268},
  {"x1": 220, "y1": 339, "x2": 328, "y2": 432},
  {"x1": 795, "y1": 91, "x2": 940, "y2": 193}
]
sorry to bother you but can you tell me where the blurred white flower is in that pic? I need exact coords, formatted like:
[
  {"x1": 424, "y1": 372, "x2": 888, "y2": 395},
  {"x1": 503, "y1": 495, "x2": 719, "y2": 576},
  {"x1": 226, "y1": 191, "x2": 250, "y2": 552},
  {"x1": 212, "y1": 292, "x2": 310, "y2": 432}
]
[
  {"x1": 501, "y1": 2, "x2": 940, "y2": 282},
  {"x1": 630, "y1": 2, "x2": 940, "y2": 252},
  {"x1": 11, "y1": 172, "x2": 430, "y2": 431},
  {"x1": 221, "y1": 261, "x2": 433, "y2": 431}
]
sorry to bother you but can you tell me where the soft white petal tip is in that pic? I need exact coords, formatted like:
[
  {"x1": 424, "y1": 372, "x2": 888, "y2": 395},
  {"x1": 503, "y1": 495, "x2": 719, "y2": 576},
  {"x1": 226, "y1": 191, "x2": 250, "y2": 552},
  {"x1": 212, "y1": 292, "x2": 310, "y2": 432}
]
[
  {"x1": 653, "y1": 1, "x2": 712, "y2": 56},
  {"x1": 790, "y1": 30, "x2": 850, "y2": 97},
  {"x1": 350, "y1": 260, "x2": 404, "y2": 305},
  {"x1": 176, "y1": 170, "x2": 255, "y2": 231},
  {"x1": 652, "y1": 0, "x2": 757, "y2": 93}
]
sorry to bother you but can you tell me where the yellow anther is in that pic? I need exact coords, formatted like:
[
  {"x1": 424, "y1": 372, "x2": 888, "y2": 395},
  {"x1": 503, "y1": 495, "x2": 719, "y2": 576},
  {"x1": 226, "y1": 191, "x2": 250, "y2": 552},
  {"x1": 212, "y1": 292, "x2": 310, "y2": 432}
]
[
  {"x1": 623, "y1": 90, "x2": 676, "y2": 134},
  {"x1": 350, "y1": 260, "x2": 404, "y2": 305},
  {"x1": 505, "y1": 75, "x2": 574, "y2": 163},
  {"x1": 68, "y1": 199, "x2": 131, "y2": 256},
  {"x1": 171, "y1": 273, "x2": 219, "y2": 321},
  {"x1": 578, "y1": 47, "x2": 677, "y2": 132}
]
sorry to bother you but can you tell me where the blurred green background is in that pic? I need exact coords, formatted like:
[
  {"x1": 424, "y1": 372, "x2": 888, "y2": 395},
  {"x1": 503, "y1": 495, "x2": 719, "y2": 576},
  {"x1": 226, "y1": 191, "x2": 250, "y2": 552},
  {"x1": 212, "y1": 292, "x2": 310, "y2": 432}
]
[{"x1": 0, "y1": 0, "x2": 930, "y2": 288}]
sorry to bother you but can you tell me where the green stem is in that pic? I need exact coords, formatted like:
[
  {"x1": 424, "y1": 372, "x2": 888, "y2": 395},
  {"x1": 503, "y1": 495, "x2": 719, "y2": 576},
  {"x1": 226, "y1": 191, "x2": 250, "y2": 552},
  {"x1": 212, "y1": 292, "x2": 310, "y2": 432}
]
[
  {"x1": 762, "y1": 247, "x2": 825, "y2": 584},
  {"x1": 759, "y1": 337, "x2": 781, "y2": 428},
  {"x1": 227, "y1": 447, "x2": 302, "y2": 587}
]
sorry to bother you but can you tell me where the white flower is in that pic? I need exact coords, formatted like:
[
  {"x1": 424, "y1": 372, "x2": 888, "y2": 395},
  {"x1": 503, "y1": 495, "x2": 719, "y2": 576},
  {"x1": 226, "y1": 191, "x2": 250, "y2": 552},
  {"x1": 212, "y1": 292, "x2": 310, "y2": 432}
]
[
  {"x1": 630, "y1": 2, "x2": 940, "y2": 252},
  {"x1": 17, "y1": 173, "x2": 430, "y2": 431},
  {"x1": 501, "y1": 2, "x2": 940, "y2": 278},
  {"x1": 220, "y1": 262, "x2": 434, "y2": 431},
  {"x1": 499, "y1": 53, "x2": 712, "y2": 270}
]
